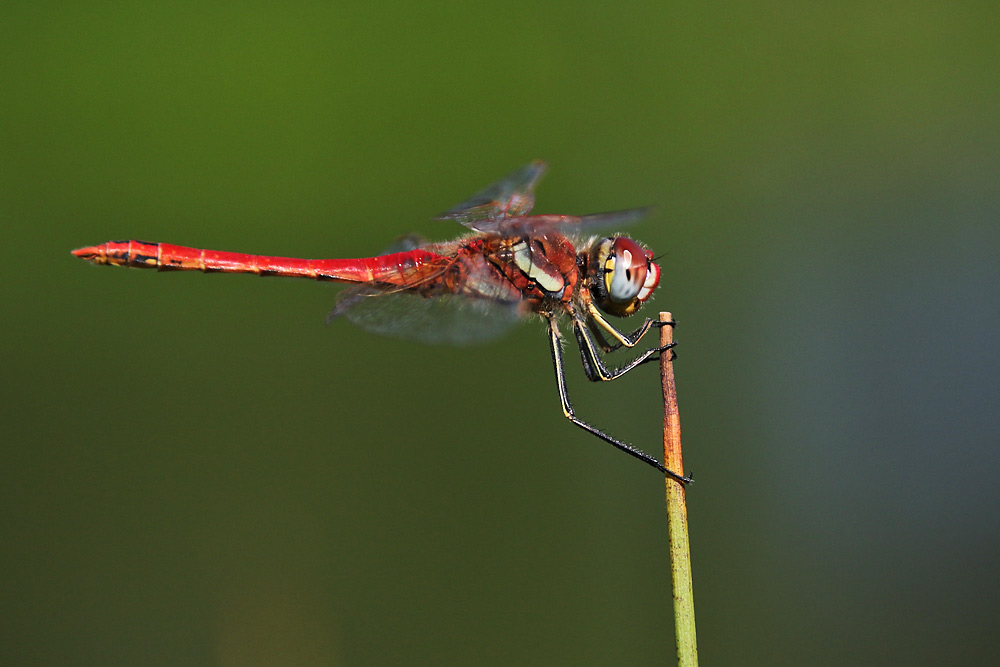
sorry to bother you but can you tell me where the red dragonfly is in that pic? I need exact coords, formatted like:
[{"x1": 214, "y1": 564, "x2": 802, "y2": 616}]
[{"x1": 73, "y1": 161, "x2": 689, "y2": 482}]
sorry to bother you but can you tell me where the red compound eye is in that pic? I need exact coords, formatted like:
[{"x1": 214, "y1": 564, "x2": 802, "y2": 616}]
[{"x1": 605, "y1": 237, "x2": 650, "y2": 303}]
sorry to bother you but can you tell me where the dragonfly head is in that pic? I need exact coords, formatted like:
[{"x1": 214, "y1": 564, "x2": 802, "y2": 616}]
[{"x1": 588, "y1": 236, "x2": 661, "y2": 317}]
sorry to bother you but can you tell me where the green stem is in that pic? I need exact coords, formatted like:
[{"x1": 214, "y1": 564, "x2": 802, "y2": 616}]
[{"x1": 659, "y1": 312, "x2": 699, "y2": 666}]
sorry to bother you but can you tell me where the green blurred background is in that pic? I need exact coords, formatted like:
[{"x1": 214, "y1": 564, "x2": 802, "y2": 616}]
[{"x1": 3, "y1": 2, "x2": 998, "y2": 665}]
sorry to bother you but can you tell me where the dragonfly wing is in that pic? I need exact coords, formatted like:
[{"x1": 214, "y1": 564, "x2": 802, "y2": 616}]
[
  {"x1": 378, "y1": 233, "x2": 429, "y2": 254},
  {"x1": 329, "y1": 285, "x2": 524, "y2": 345},
  {"x1": 435, "y1": 160, "x2": 547, "y2": 228},
  {"x1": 573, "y1": 207, "x2": 652, "y2": 232},
  {"x1": 483, "y1": 208, "x2": 652, "y2": 238}
]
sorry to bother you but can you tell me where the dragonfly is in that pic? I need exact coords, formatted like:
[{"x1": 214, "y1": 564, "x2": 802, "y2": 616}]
[{"x1": 73, "y1": 161, "x2": 690, "y2": 482}]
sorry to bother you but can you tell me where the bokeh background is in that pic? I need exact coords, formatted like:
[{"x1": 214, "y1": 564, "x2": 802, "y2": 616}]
[{"x1": 3, "y1": 2, "x2": 998, "y2": 665}]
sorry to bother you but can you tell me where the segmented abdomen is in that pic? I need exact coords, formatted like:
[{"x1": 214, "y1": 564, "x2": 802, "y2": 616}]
[{"x1": 72, "y1": 240, "x2": 449, "y2": 286}]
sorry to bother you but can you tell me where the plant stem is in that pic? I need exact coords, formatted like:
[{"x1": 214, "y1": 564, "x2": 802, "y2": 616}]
[{"x1": 660, "y1": 312, "x2": 699, "y2": 666}]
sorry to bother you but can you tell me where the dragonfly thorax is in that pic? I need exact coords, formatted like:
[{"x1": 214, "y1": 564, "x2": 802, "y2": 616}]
[
  {"x1": 483, "y1": 234, "x2": 581, "y2": 310},
  {"x1": 586, "y1": 236, "x2": 661, "y2": 318}
]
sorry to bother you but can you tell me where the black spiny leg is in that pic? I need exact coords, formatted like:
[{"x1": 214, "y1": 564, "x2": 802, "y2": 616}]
[
  {"x1": 584, "y1": 302, "x2": 675, "y2": 352},
  {"x1": 573, "y1": 317, "x2": 675, "y2": 382},
  {"x1": 588, "y1": 316, "x2": 676, "y2": 353},
  {"x1": 546, "y1": 315, "x2": 691, "y2": 483}
]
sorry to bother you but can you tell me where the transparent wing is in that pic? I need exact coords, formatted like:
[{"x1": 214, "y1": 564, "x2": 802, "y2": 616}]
[
  {"x1": 469, "y1": 207, "x2": 652, "y2": 237},
  {"x1": 328, "y1": 285, "x2": 524, "y2": 346},
  {"x1": 436, "y1": 160, "x2": 547, "y2": 226},
  {"x1": 572, "y1": 207, "x2": 652, "y2": 231},
  {"x1": 378, "y1": 233, "x2": 429, "y2": 254}
]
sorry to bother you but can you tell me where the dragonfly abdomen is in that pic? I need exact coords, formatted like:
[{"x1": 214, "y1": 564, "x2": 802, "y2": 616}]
[{"x1": 72, "y1": 240, "x2": 449, "y2": 285}]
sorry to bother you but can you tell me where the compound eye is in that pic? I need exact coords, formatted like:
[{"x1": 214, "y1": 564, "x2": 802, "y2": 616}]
[{"x1": 605, "y1": 237, "x2": 652, "y2": 304}]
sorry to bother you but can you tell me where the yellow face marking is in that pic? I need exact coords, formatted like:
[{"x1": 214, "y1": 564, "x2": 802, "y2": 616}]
[{"x1": 604, "y1": 256, "x2": 615, "y2": 293}]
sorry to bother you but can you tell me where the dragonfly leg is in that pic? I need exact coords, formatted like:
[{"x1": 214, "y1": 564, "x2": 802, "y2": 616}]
[
  {"x1": 585, "y1": 318, "x2": 623, "y2": 354},
  {"x1": 585, "y1": 302, "x2": 674, "y2": 352},
  {"x1": 574, "y1": 316, "x2": 676, "y2": 382},
  {"x1": 546, "y1": 315, "x2": 691, "y2": 483}
]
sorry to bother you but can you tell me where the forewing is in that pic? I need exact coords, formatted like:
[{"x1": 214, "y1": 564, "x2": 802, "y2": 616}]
[
  {"x1": 573, "y1": 207, "x2": 651, "y2": 232},
  {"x1": 328, "y1": 285, "x2": 524, "y2": 345},
  {"x1": 475, "y1": 207, "x2": 652, "y2": 237},
  {"x1": 436, "y1": 160, "x2": 547, "y2": 228}
]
